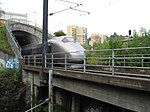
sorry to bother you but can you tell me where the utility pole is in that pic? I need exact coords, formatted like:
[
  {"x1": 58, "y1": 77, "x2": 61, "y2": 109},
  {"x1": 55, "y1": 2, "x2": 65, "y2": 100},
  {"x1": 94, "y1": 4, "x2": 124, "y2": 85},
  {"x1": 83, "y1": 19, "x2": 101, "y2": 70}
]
[
  {"x1": 49, "y1": 70, "x2": 53, "y2": 112},
  {"x1": 42, "y1": 0, "x2": 48, "y2": 67}
]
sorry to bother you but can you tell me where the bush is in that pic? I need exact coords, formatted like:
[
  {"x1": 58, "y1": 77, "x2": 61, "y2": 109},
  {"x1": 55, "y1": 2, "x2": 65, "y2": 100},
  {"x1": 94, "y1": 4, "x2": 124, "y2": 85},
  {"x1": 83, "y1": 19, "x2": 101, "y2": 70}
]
[
  {"x1": 0, "y1": 26, "x2": 14, "y2": 54},
  {"x1": 0, "y1": 68, "x2": 20, "y2": 83},
  {"x1": 0, "y1": 66, "x2": 26, "y2": 112}
]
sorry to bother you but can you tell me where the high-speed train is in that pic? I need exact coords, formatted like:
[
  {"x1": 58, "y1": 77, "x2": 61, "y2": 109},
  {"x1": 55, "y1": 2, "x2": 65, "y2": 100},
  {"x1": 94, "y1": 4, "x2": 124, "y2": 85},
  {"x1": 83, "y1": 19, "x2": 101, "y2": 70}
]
[{"x1": 22, "y1": 36, "x2": 85, "y2": 67}]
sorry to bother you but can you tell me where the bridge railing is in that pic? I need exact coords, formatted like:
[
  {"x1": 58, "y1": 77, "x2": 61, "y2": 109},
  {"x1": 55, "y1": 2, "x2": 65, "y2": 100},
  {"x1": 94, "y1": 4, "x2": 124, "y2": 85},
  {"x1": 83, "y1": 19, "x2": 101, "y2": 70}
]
[
  {"x1": 23, "y1": 47, "x2": 150, "y2": 77},
  {"x1": 7, "y1": 18, "x2": 42, "y2": 29},
  {"x1": 5, "y1": 20, "x2": 22, "y2": 57},
  {"x1": 6, "y1": 18, "x2": 54, "y2": 37}
]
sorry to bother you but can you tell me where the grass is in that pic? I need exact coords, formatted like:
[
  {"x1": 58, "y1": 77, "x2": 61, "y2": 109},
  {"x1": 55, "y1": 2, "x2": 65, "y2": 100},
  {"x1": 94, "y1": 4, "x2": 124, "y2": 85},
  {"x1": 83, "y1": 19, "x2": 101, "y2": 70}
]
[{"x1": 0, "y1": 26, "x2": 14, "y2": 55}]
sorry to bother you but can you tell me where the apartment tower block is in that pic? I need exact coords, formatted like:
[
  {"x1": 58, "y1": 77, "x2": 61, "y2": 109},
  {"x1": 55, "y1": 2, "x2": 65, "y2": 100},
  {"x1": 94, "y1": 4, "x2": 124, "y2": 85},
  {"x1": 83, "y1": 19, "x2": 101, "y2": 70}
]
[{"x1": 67, "y1": 25, "x2": 87, "y2": 45}]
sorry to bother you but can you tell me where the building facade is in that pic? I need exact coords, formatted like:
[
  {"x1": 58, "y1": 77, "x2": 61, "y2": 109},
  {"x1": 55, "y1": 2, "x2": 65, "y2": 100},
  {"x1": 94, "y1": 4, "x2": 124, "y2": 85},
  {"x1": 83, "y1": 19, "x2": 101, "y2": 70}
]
[
  {"x1": 0, "y1": 11, "x2": 27, "y2": 26},
  {"x1": 90, "y1": 33, "x2": 107, "y2": 46},
  {"x1": 0, "y1": 11, "x2": 27, "y2": 20},
  {"x1": 67, "y1": 25, "x2": 87, "y2": 45}
]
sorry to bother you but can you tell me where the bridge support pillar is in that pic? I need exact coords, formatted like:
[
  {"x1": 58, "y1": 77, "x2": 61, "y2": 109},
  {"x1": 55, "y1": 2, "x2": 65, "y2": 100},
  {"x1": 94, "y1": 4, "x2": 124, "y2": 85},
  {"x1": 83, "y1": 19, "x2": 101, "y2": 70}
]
[
  {"x1": 22, "y1": 70, "x2": 33, "y2": 108},
  {"x1": 55, "y1": 89, "x2": 70, "y2": 111},
  {"x1": 54, "y1": 88, "x2": 80, "y2": 112},
  {"x1": 71, "y1": 95, "x2": 80, "y2": 112}
]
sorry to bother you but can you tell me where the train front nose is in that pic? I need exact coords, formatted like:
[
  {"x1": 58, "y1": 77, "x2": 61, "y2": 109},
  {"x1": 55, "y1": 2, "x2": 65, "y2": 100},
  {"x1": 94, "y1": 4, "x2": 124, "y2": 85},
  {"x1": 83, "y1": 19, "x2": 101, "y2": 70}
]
[{"x1": 68, "y1": 51, "x2": 85, "y2": 62}]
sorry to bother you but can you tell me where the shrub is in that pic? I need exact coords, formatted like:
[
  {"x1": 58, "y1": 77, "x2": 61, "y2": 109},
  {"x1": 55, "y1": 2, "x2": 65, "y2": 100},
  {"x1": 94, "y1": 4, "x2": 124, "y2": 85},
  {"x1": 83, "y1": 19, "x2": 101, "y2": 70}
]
[{"x1": 0, "y1": 68, "x2": 20, "y2": 83}]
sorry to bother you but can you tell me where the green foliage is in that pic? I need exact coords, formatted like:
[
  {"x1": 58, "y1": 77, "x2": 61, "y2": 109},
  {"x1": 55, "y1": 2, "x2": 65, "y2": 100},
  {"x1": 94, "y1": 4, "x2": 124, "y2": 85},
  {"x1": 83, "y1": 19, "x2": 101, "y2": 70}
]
[
  {"x1": 86, "y1": 51, "x2": 98, "y2": 64},
  {"x1": 89, "y1": 34, "x2": 124, "y2": 65},
  {"x1": 93, "y1": 34, "x2": 124, "y2": 50},
  {"x1": 54, "y1": 30, "x2": 66, "y2": 37},
  {"x1": 0, "y1": 26, "x2": 14, "y2": 54},
  {"x1": 0, "y1": 68, "x2": 20, "y2": 83},
  {"x1": 35, "y1": 103, "x2": 48, "y2": 112},
  {"x1": 0, "y1": 68, "x2": 22, "y2": 111},
  {"x1": 35, "y1": 103, "x2": 64, "y2": 112},
  {"x1": 83, "y1": 44, "x2": 91, "y2": 50},
  {"x1": 0, "y1": 9, "x2": 4, "y2": 18},
  {"x1": 54, "y1": 104, "x2": 64, "y2": 112},
  {"x1": 108, "y1": 35, "x2": 124, "y2": 49},
  {"x1": 131, "y1": 31, "x2": 149, "y2": 66},
  {"x1": 127, "y1": 28, "x2": 150, "y2": 66},
  {"x1": 128, "y1": 28, "x2": 150, "y2": 48},
  {"x1": 99, "y1": 40, "x2": 110, "y2": 50},
  {"x1": 87, "y1": 29, "x2": 150, "y2": 67}
]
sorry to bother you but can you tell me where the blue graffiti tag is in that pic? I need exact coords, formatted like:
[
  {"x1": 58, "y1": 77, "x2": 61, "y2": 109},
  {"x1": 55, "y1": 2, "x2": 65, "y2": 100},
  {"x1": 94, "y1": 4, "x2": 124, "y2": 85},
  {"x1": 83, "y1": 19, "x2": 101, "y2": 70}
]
[{"x1": 6, "y1": 57, "x2": 19, "y2": 69}]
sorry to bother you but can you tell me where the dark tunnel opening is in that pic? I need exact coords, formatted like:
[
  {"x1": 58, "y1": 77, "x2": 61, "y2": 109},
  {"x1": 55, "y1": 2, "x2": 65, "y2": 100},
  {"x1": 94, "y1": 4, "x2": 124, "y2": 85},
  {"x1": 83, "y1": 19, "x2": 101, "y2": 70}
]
[{"x1": 12, "y1": 31, "x2": 37, "y2": 47}]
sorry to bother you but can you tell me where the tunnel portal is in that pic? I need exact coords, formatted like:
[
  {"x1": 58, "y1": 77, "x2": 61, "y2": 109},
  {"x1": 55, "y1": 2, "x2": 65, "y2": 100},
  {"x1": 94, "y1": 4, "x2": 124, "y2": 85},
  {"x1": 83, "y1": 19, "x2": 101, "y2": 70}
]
[{"x1": 12, "y1": 30, "x2": 38, "y2": 47}]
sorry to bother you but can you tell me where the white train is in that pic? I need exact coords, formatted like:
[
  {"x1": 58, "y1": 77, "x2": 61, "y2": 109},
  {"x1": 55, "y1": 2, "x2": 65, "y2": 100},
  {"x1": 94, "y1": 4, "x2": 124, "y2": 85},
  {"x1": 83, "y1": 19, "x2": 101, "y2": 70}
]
[{"x1": 22, "y1": 36, "x2": 85, "y2": 67}]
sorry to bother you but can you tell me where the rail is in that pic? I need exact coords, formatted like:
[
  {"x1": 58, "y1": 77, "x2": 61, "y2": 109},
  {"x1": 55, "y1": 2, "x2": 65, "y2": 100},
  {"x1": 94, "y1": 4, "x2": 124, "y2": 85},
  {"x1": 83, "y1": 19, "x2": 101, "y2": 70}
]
[
  {"x1": 5, "y1": 18, "x2": 55, "y2": 57},
  {"x1": 23, "y1": 47, "x2": 150, "y2": 78},
  {"x1": 6, "y1": 18, "x2": 54, "y2": 38},
  {"x1": 5, "y1": 20, "x2": 22, "y2": 57}
]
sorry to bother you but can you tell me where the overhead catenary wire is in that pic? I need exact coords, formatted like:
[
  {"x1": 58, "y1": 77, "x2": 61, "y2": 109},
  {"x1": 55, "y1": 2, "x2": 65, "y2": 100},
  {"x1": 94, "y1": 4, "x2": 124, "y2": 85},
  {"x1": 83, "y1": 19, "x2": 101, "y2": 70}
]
[
  {"x1": 49, "y1": 4, "x2": 81, "y2": 16},
  {"x1": 59, "y1": 0, "x2": 82, "y2": 6},
  {"x1": 70, "y1": 7, "x2": 90, "y2": 15},
  {"x1": 52, "y1": 0, "x2": 89, "y2": 16},
  {"x1": 49, "y1": 0, "x2": 90, "y2": 24},
  {"x1": 49, "y1": 0, "x2": 121, "y2": 34},
  {"x1": 90, "y1": 0, "x2": 121, "y2": 14}
]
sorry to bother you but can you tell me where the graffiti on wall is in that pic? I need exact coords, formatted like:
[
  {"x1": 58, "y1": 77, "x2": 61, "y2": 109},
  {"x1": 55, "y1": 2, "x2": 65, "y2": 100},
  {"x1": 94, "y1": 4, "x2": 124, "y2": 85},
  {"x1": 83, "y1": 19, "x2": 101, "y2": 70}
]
[
  {"x1": 85, "y1": 106, "x2": 104, "y2": 112},
  {"x1": 6, "y1": 57, "x2": 19, "y2": 69}
]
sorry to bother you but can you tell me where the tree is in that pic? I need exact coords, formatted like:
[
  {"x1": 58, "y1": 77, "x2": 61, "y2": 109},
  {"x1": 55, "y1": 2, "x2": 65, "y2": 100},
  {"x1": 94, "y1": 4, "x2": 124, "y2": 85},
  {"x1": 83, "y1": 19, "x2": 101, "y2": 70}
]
[
  {"x1": 108, "y1": 34, "x2": 124, "y2": 49},
  {"x1": 83, "y1": 44, "x2": 91, "y2": 50},
  {"x1": 54, "y1": 30, "x2": 66, "y2": 37},
  {"x1": 0, "y1": 4, "x2": 4, "y2": 18},
  {"x1": 92, "y1": 33, "x2": 124, "y2": 50},
  {"x1": 128, "y1": 27, "x2": 150, "y2": 48},
  {"x1": 0, "y1": 10, "x2": 4, "y2": 18}
]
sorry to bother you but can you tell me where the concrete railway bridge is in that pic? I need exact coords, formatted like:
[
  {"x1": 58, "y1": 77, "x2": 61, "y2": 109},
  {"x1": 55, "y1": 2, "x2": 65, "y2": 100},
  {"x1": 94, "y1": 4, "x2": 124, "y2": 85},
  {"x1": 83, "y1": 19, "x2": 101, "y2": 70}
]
[{"x1": 5, "y1": 19, "x2": 150, "y2": 112}]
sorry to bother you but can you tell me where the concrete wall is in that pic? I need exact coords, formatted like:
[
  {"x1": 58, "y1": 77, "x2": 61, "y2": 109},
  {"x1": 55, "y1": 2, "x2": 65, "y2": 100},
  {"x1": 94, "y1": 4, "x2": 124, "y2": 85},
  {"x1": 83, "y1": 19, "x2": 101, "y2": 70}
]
[
  {"x1": 22, "y1": 66, "x2": 150, "y2": 112},
  {"x1": 22, "y1": 70, "x2": 33, "y2": 107},
  {"x1": 53, "y1": 75, "x2": 150, "y2": 112},
  {"x1": 9, "y1": 23, "x2": 42, "y2": 43},
  {"x1": 0, "y1": 51, "x2": 9, "y2": 68},
  {"x1": 22, "y1": 69, "x2": 49, "y2": 109},
  {"x1": 8, "y1": 23, "x2": 54, "y2": 43},
  {"x1": 54, "y1": 88, "x2": 80, "y2": 112},
  {"x1": 54, "y1": 87, "x2": 131, "y2": 112}
]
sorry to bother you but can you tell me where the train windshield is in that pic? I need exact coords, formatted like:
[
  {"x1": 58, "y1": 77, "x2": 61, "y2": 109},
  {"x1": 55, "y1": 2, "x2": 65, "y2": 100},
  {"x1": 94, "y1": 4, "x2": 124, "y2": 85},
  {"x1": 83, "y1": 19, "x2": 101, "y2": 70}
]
[{"x1": 62, "y1": 37, "x2": 74, "y2": 43}]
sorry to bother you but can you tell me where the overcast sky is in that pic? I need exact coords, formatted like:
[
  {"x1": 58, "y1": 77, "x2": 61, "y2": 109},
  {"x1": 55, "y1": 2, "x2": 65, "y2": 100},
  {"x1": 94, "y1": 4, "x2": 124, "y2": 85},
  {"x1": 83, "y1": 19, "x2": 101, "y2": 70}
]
[{"x1": 1, "y1": 0, "x2": 150, "y2": 36}]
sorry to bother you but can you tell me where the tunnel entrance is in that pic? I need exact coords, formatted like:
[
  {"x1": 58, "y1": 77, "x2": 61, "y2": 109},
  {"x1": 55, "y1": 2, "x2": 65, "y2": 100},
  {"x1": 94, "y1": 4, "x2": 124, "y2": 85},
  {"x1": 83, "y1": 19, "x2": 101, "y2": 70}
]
[{"x1": 12, "y1": 31, "x2": 38, "y2": 47}]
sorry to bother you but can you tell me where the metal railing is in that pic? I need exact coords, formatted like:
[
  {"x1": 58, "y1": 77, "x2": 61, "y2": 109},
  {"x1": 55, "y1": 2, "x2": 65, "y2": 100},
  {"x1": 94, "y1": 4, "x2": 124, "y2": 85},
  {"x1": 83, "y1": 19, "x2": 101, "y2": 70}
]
[
  {"x1": 5, "y1": 18, "x2": 55, "y2": 57},
  {"x1": 23, "y1": 47, "x2": 150, "y2": 77},
  {"x1": 7, "y1": 18, "x2": 42, "y2": 29},
  {"x1": 5, "y1": 20, "x2": 22, "y2": 57},
  {"x1": 6, "y1": 18, "x2": 54, "y2": 38}
]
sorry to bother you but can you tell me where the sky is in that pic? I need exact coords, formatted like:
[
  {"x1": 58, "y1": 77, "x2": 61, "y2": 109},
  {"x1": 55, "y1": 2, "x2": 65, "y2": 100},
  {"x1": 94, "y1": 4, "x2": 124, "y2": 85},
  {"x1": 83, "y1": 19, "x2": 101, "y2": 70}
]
[{"x1": 1, "y1": 0, "x2": 150, "y2": 37}]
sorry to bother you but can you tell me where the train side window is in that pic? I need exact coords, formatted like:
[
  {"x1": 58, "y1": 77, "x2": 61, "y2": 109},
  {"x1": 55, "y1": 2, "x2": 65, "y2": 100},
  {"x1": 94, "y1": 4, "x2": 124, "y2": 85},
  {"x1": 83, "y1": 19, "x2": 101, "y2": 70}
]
[
  {"x1": 62, "y1": 37, "x2": 73, "y2": 43},
  {"x1": 62, "y1": 37, "x2": 68, "y2": 43}
]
